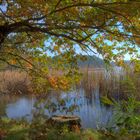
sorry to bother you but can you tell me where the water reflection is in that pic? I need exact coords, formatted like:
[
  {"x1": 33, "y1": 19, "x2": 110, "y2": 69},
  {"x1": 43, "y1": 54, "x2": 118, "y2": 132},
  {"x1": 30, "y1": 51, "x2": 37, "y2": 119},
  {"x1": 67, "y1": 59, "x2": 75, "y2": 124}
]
[
  {"x1": 6, "y1": 97, "x2": 35, "y2": 120},
  {"x1": 0, "y1": 88, "x2": 112, "y2": 128}
]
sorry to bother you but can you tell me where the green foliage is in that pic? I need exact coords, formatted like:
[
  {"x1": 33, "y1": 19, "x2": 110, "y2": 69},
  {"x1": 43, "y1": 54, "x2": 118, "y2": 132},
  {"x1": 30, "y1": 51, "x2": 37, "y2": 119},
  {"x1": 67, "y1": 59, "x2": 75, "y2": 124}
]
[
  {"x1": 82, "y1": 129, "x2": 101, "y2": 140},
  {"x1": 0, "y1": 116, "x2": 140, "y2": 140},
  {"x1": 120, "y1": 77, "x2": 137, "y2": 97},
  {"x1": 108, "y1": 97, "x2": 140, "y2": 135},
  {"x1": 46, "y1": 130, "x2": 81, "y2": 140},
  {"x1": 0, "y1": 118, "x2": 29, "y2": 140},
  {"x1": 101, "y1": 96, "x2": 115, "y2": 106}
]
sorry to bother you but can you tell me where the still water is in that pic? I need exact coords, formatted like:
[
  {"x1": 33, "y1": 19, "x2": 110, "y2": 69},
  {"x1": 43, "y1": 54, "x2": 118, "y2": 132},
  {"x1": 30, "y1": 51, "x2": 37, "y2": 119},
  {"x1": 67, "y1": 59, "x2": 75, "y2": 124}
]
[{"x1": 0, "y1": 88, "x2": 112, "y2": 128}]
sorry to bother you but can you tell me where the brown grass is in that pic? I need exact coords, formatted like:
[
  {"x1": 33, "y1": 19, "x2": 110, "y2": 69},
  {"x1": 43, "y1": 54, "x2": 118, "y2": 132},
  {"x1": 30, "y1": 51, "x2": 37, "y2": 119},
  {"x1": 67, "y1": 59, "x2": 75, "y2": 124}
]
[
  {"x1": 0, "y1": 67, "x2": 139, "y2": 99},
  {"x1": 0, "y1": 70, "x2": 32, "y2": 94}
]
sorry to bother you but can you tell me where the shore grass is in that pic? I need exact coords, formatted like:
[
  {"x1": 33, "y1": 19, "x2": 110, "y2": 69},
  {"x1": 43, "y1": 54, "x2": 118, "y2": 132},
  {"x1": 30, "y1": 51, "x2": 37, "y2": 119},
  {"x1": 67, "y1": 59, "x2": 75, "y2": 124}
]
[
  {"x1": 78, "y1": 67, "x2": 140, "y2": 99},
  {"x1": 0, "y1": 67, "x2": 140, "y2": 99},
  {"x1": 0, "y1": 70, "x2": 32, "y2": 94}
]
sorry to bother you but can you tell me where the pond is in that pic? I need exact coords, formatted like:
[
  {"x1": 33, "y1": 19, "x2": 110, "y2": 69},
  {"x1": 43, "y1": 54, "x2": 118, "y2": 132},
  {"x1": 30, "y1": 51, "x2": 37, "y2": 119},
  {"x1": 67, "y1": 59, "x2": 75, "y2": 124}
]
[{"x1": 0, "y1": 88, "x2": 112, "y2": 129}]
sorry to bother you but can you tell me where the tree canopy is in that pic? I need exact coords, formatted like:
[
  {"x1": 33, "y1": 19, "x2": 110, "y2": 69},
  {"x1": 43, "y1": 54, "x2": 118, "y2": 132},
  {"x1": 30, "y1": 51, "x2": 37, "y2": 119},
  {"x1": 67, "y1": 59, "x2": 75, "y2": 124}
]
[{"x1": 0, "y1": 0, "x2": 140, "y2": 92}]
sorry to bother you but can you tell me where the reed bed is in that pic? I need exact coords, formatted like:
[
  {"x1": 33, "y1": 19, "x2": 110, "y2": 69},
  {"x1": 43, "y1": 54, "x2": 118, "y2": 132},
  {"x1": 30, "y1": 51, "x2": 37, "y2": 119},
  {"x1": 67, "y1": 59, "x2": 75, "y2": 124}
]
[
  {"x1": 78, "y1": 67, "x2": 140, "y2": 99},
  {"x1": 0, "y1": 67, "x2": 139, "y2": 99},
  {"x1": 0, "y1": 70, "x2": 32, "y2": 94}
]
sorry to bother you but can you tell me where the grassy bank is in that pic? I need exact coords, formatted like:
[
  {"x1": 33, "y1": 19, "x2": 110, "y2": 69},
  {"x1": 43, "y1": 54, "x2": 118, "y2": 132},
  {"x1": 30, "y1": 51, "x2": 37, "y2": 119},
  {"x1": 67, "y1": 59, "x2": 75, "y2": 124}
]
[{"x1": 0, "y1": 115, "x2": 140, "y2": 140}]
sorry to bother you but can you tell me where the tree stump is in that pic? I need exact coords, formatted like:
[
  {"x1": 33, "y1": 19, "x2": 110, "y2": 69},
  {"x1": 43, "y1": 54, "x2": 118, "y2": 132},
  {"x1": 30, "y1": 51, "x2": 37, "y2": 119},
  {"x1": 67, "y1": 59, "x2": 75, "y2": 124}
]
[{"x1": 47, "y1": 115, "x2": 81, "y2": 133}]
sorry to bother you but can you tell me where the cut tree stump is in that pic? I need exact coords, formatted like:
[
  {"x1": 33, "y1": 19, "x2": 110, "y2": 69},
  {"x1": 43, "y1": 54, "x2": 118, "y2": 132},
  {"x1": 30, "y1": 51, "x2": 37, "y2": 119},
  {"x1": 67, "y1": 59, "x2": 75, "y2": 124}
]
[{"x1": 47, "y1": 115, "x2": 81, "y2": 132}]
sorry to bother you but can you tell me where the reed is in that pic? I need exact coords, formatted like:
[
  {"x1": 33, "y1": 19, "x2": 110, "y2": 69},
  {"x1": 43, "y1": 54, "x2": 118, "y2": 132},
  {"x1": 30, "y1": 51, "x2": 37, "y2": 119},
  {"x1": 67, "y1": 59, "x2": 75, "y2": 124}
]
[
  {"x1": 0, "y1": 70, "x2": 32, "y2": 94},
  {"x1": 0, "y1": 67, "x2": 139, "y2": 99},
  {"x1": 78, "y1": 67, "x2": 140, "y2": 99}
]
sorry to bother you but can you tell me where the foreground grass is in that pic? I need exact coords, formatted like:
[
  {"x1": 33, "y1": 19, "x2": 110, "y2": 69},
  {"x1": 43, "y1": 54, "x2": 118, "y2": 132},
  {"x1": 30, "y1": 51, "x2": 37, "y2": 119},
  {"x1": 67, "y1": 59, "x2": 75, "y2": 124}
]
[
  {"x1": 0, "y1": 120, "x2": 138, "y2": 140},
  {"x1": 0, "y1": 117, "x2": 140, "y2": 140},
  {"x1": 0, "y1": 122, "x2": 140, "y2": 140}
]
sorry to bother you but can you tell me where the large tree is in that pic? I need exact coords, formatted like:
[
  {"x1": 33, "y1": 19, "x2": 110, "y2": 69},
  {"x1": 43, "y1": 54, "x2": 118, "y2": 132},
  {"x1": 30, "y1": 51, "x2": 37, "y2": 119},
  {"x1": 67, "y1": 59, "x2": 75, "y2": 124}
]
[{"x1": 0, "y1": 0, "x2": 140, "y2": 92}]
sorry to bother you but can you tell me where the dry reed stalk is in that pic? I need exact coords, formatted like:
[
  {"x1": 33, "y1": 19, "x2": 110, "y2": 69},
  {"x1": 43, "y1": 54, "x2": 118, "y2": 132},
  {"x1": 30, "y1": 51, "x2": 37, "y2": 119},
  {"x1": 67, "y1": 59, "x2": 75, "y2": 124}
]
[{"x1": 0, "y1": 70, "x2": 32, "y2": 94}]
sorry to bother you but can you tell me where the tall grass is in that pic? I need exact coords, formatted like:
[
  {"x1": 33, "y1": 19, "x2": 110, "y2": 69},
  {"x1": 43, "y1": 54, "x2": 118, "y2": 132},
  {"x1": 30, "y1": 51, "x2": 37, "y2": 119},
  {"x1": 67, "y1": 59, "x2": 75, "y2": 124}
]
[
  {"x1": 0, "y1": 67, "x2": 139, "y2": 98},
  {"x1": 0, "y1": 70, "x2": 32, "y2": 94}
]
